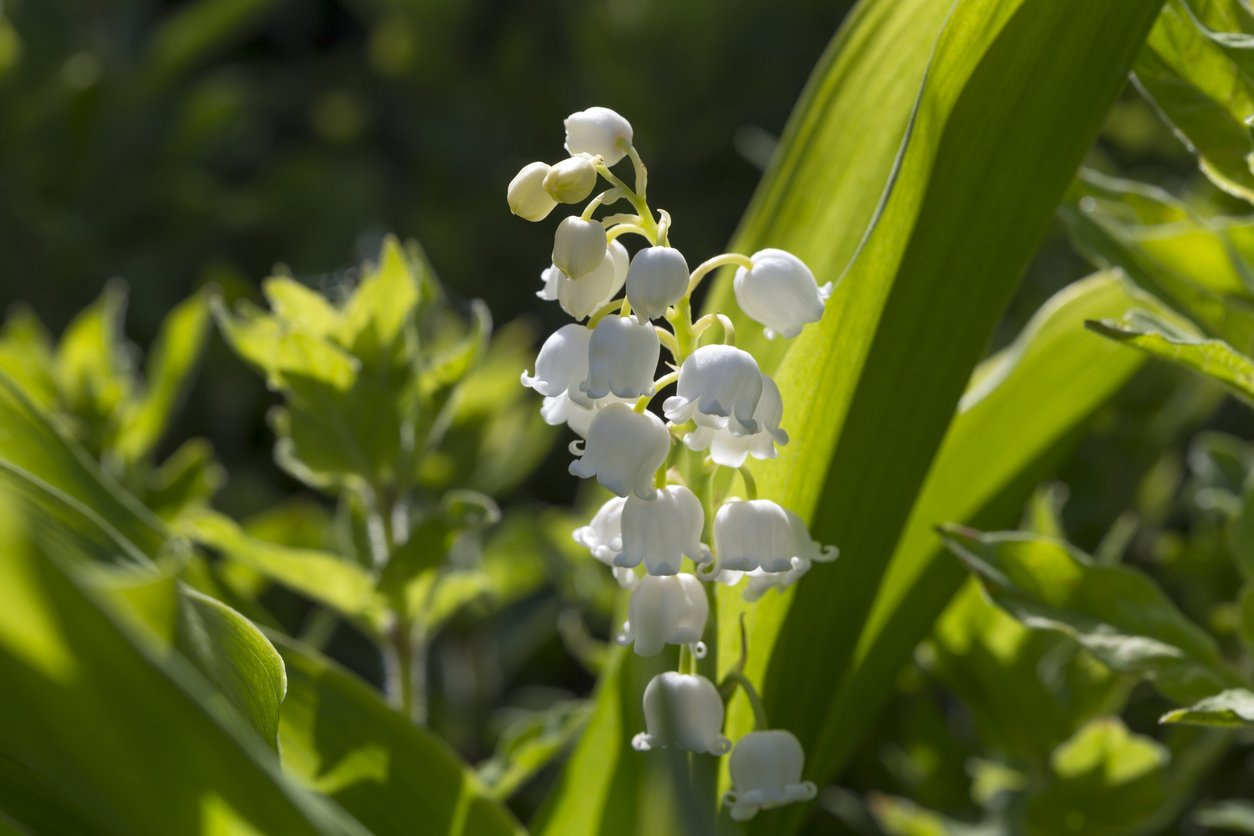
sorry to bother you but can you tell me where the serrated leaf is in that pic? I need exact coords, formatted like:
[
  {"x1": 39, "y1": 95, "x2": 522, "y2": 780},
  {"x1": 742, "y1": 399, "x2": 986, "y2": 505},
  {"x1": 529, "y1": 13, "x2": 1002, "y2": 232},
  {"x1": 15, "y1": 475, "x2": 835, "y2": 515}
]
[
  {"x1": 339, "y1": 235, "x2": 421, "y2": 368},
  {"x1": 269, "y1": 631, "x2": 524, "y2": 836},
  {"x1": 183, "y1": 508, "x2": 385, "y2": 629},
  {"x1": 1086, "y1": 309, "x2": 1254, "y2": 403},
  {"x1": 1160, "y1": 687, "x2": 1254, "y2": 726},
  {"x1": 939, "y1": 525, "x2": 1241, "y2": 704},
  {"x1": 263, "y1": 276, "x2": 342, "y2": 339},
  {"x1": 111, "y1": 290, "x2": 212, "y2": 464}
]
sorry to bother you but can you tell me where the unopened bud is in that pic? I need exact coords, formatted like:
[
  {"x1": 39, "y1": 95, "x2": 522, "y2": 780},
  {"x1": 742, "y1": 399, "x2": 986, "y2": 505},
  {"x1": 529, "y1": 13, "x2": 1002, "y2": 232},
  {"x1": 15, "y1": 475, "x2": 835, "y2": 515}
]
[
  {"x1": 553, "y1": 217, "x2": 608, "y2": 278},
  {"x1": 544, "y1": 155, "x2": 598, "y2": 204},
  {"x1": 508, "y1": 162, "x2": 558, "y2": 222}
]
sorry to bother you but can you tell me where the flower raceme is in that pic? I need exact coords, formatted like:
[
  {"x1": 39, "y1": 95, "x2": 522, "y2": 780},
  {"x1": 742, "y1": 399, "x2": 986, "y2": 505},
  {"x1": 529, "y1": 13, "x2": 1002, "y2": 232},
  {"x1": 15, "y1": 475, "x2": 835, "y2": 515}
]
[{"x1": 513, "y1": 106, "x2": 837, "y2": 820}]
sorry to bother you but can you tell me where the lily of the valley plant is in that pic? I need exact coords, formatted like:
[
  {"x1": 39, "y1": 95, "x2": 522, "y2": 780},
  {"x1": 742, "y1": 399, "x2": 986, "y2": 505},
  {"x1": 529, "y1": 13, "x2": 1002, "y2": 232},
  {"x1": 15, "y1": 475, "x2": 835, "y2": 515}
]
[{"x1": 515, "y1": 106, "x2": 835, "y2": 820}]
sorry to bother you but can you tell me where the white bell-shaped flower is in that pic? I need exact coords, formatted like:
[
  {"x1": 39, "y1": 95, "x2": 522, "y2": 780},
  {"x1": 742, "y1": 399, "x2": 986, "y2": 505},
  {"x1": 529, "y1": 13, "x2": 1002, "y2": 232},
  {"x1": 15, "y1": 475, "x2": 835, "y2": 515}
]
[
  {"x1": 614, "y1": 486, "x2": 712, "y2": 575},
  {"x1": 717, "y1": 509, "x2": 837, "y2": 600},
  {"x1": 733, "y1": 249, "x2": 832, "y2": 340},
  {"x1": 553, "y1": 217, "x2": 608, "y2": 279},
  {"x1": 712, "y1": 499, "x2": 793, "y2": 573},
  {"x1": 538, "y1": 241, "x2": 628, "y2": 320},
  {"x1": 521, "y1": 324, "x2": 593, "y2": 408},
  {"x1": 508, "y1": 162, "x2": 558, "y2": 222},
  {"x1": 683, "y1": 373, "x2": 788, "y2": 467},
  {"x1": 724, "y1": 730, "x2": 817, "y2": 821},
  {"x1": 564, "y1": 106, "x2": 633, "y2": 166},
  {"x1": 543, "y1": 154, "x2": 598, "y2": 204},
  {"x1": 572, "y1": 495, "x2": 625, "y2": 563},
  {"x1": 626, "y1": 246, "x2": 689, "y2": 321},
  {"x1": 786, "y1": 507, "x2": 838, "y2": 566},
  {"x1": 742, "y1": 558, "x2": 809, "y2": 602},
  {"x1": 569, "y1": 403, "x2": 670, "y2": 500},
  {"x1": 541, "y1": 392, "x2": 631, "y2": 438},
  {"x1": 582, "y1": 314, "x2": 660, "y2": 400},
  {"x1": 663, "y1": 345, "x2": 762, "y2": 437},
  {"x1": 615, "y1": 573, "x2": 708, "y2": 657},
  {"x1": 632, "y1": 672, "x2": 730, "y2": 755}
]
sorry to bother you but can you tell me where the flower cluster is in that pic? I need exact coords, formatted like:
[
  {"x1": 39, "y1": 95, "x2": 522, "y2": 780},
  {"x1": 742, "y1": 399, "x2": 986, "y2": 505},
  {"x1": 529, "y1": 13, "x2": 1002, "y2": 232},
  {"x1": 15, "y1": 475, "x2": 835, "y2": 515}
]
[{"x1": 514, "y1": 106, "x2": 834, "y2": 821}]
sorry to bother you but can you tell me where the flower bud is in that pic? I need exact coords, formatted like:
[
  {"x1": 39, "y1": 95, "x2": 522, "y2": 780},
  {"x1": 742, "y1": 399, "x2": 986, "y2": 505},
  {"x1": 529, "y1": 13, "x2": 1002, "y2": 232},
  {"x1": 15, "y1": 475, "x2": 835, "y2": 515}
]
[
  {"x1": 626, "y1": 246, "x2": 689, "y2": 321},
  {"x1": 614, "y1": 486, "x2": 712, "y2": 575},
  {"x1": 632, "y1": 672, "x2": 730, "y2": 756},
  {"x1": 733, "y1": 249, "x2": 832, "y2": 340},
  {"x1": 508, "y1": 162, "x2": 558, "y2": 222},
  {"x1": 553, "y1": 217, "x2": 609, "y2": 279},
  {"x1": 616, "y1": 573, "x2": 708, "y2": 657},
  {"x1": 724, "y1": 730, "x2": 817, "y2": 821},
  {"x1": 569, "y1": 403, "x2": 671, "y2": 500},
  {"x1": 537, "y1": 241, "x2": 628, "y2": 320},
  {"x1": 583, "y1": 314, "x2": 660, "y2": 400},
  {"x1": 663, "y1": 345, "x2": 762, "y2": 437},
  {"x1": 521, "y1": 324, "x2": 593, "y2": 408},
  {"x1": 544, "y1": 154, "x2": 598, "y2": 204},
  {"x1": 564, "y1": 106, "x2": 633, "y2": 166},
  {"x1": 712, "y1": 499, "x2": 793, "y2": 573},
  {"x1": 683, "y1": 373, "x2": 788, "y2": 467}
]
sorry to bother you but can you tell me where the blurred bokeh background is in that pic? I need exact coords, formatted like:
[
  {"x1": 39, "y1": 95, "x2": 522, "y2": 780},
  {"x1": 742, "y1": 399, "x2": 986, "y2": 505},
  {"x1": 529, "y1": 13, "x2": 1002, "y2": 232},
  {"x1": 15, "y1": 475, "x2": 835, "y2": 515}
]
[{"x1": 8, "y1": 0, "x2": 1254, "y2": 826}]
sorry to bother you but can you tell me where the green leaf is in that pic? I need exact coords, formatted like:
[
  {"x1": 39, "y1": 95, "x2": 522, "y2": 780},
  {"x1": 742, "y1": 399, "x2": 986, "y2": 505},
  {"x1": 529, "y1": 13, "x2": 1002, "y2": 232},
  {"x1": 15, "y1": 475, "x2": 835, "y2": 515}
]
[
  {"x1": 0, "y1": 503, "x2": 368, "y2": 835},
  {"x1": 111, "y1": 290, "x2": 212, "y2": 464},
  {"x1": 0, "y1": 370, "x2": 170, "y2": 565},
  {"x1": 143, "y1": 437, "x2": 227, "y2": 521},
  {"x1": 214, "y1": 299, "x2": 360, "y2": 394},
  {"x1": 0, "y1": 305, "x2": 58, "y2": 409},
  {"x1": 183, "y1": 508, "x2": 386, "y2": 629},
  {"x1": 148, "y1": 0, "x2": 284, "y2": 80},
  {"x1": 1160, "y1": 687, "x2": 1254, "y2": 726},
  {"x1": 1086, "y1": 308, "x2": 1254, "y2": 404},
  {"x1": 813, "y1": 273, "x2": 1158, "y2": 781},
  {"x1": 54, "y1": 282, "x2": 134, "y2": 454},
  {"x1": 477, "y1": 701, "x2": 594, "y2": 801},
  {"x1": 939, "y1": 526, "x2": 1241, "y2": 704},
  {"x1": 339, "y1": 235, "x2": 421, "y2": 369},
  {"x1": 269, "y1": 631, "x2": 524, "y2": 836},
  {"x1": 176, "y1": 587, "x2": 287, "y2": 752}
]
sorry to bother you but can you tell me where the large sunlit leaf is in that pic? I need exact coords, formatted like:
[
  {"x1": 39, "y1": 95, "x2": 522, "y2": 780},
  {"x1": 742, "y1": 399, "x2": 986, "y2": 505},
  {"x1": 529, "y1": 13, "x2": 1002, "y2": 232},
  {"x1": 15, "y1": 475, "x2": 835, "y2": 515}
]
[
  {"x1": 270, "y1": 632, "x2": 523, "y2": 836},
  {"x1": 1086, "y1": 308, "x2": 1254, "y2": 404},
  {"x1": 939, "y1": 526, "x2": 1243, "y2": 704},
  {"x1": 0, "y1": 504, "x2": 368, "y2": 836},
  {"x1": 702, "y1": 0, "x2": 1164, "y2": 831},
  {"x1": 1160, "y1": 687, "x2": 1254, "y2": 727}
]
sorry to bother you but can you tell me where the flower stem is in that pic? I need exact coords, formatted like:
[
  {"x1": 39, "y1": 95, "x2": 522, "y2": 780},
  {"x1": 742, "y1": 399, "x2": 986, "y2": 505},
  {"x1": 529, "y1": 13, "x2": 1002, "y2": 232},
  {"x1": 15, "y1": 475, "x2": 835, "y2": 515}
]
[
  {"x1": 738, "y1": 465, "x2": 758, "y2": 501},
  {"x1": 687, "y1": 253, "x2": 755, "y2": 297},
  {"x1": 722, "y1": 670, "x2": 768, "y2": 731}
]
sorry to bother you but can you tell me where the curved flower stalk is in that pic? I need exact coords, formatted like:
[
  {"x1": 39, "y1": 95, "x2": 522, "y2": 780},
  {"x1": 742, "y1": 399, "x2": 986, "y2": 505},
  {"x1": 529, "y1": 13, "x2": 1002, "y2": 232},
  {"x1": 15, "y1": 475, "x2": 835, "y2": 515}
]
[{"x1": 512, "y1": 106, "x2": 838, "y2": 820}]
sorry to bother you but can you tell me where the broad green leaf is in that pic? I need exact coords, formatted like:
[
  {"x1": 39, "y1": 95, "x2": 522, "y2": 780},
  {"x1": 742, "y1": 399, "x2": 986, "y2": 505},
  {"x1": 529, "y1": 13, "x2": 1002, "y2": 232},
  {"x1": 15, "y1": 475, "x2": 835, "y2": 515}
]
[
  {"x1": 112, "y1": 290, "x2": 212, "y2": 464},
  {"x1": 1087, "y1": 308, "x2": 1254, "y2": 404},
  {"x1": 1027, "y1": 717, "x2": 1169, "y2": 836},
  {"x1": 0, "y1": 370, "x2": 170, "y2": 564},
  {"x1": 339, "y1": 235, "x2": 421, "y2": 369},
  {"x1": 214, "y1": 299, "x2": 360, "y2": 393},
  {"x1": 269, "y1": 631, "x2": 524, "y2": 836},
  {"x1": 1060, "y1": 169, "x2": 1254, "y2": 350},
  {"x1": 264, "y1": 276, "x2": 343, "y2": 339},
  {"x1": 477, "y1": 701, "x2": 594, "y2": 801},
  {"x1": 176, "y1": 587, "x2": 287, "y2": 752},
  {"x1": 144, "y1": 437, "x2": 226, "y2": 521},
  {"x1": 939, "y1": 526, "x2": 1241, "y2": 704},
  {"x1": 0, "y1": 305, "x2": 58, "y2": 408},
  {"x1": 183, "y1": 508, "x2": 386, "y2": 629},
  {"x1": 0, "y1": 503, "x2": 367, "y2": 836},
  {"x1": 1160, "y1": 687, "x2": 1254, "y2": 726},
  {"x1": 716, "y1": 0, "x2": 1164, "y2": 823},
  {"x1": 1133, "y1": 0, "x2": 1254, "y2": 202}
]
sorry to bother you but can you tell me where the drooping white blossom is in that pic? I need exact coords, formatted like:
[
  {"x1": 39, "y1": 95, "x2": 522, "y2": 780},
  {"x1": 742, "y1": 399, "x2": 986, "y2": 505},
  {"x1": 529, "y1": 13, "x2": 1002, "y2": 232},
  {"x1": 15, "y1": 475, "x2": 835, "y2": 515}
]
[
  {"x1": 733, "y1": 249, "x2": 832, "y2": 340},
  {"x1": 507, "y1": 162, "x2": 557, "y2": 222},
  {"x1": 626, "y1": 246, "x2": 689, "y2": 321},
  {"x1": 614, "y1": 485, "x2": 712, "y2": 575},
  {"x1": 540, "y1": 392, "x2": 632, "y2": 438},
  {"x1": 615, "y1": 573, "x2": 708, "y2": 657},
  {"x1": 521, "y1": 324, "x2": 593, "y2": 408},
  {"x1": 537, "y1": 241, "x2": 628, "y2": 320},
  {"x1": 785, "y1": 507, "x2": 838, "y2": 567},
  {"x1": 710, "y1": 508, "x2": 837, "y2": 600},
  {"x1": 569, "y1": 403, "x2": 671, "y2": 500},
  {"x1": 724, "y1": 730, "x2": 818, "y2": 821},
  {"x1": 682, "y1": 373, "x2": 788, "y2": 467},
  {"x1": 663, "y1": 345, "x2": 762, "y2": 437},
  {"x1": 583, "y1": 314, "x2": 660, "y2": 400},
  {"x1": 564, "y1": 106, "x2": 633, "y2": 166},
  {"x1": 553, "y1": 216, "x2": 608, "y2": 279},
  {"x1": 571, "y1": 495, "x2": 636, "y2": 588},
  {"x1": 632, "y1": 672, "x2": 730, "y2": 755},
  {"x1": 712, "y1": 499, "x2": 794, "y2": 573},
  {"x1": 544, "y1": 154, "x2": 597, "y2": 204}
]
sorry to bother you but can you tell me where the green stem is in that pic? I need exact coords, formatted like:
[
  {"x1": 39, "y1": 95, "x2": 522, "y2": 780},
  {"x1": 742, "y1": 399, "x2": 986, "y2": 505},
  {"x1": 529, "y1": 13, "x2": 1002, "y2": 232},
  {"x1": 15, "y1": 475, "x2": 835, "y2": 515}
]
[
  {"x1": 722, "y1": 670, "x2": 769, "y2": 731},
  {"x1": 687, "y1": 253, "x2": 755, "y2": 296},
  {"x1": 738, "y1": 465, "x2": 757, "y2": 501}
]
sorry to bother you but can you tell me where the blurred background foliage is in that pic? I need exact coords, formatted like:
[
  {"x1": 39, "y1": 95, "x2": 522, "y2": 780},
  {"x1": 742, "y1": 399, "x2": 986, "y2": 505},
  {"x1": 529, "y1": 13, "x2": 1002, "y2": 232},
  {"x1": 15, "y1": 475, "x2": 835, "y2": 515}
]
[{"x1": 10, "y1": 0, "x2": 1254, "y2": 831}]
